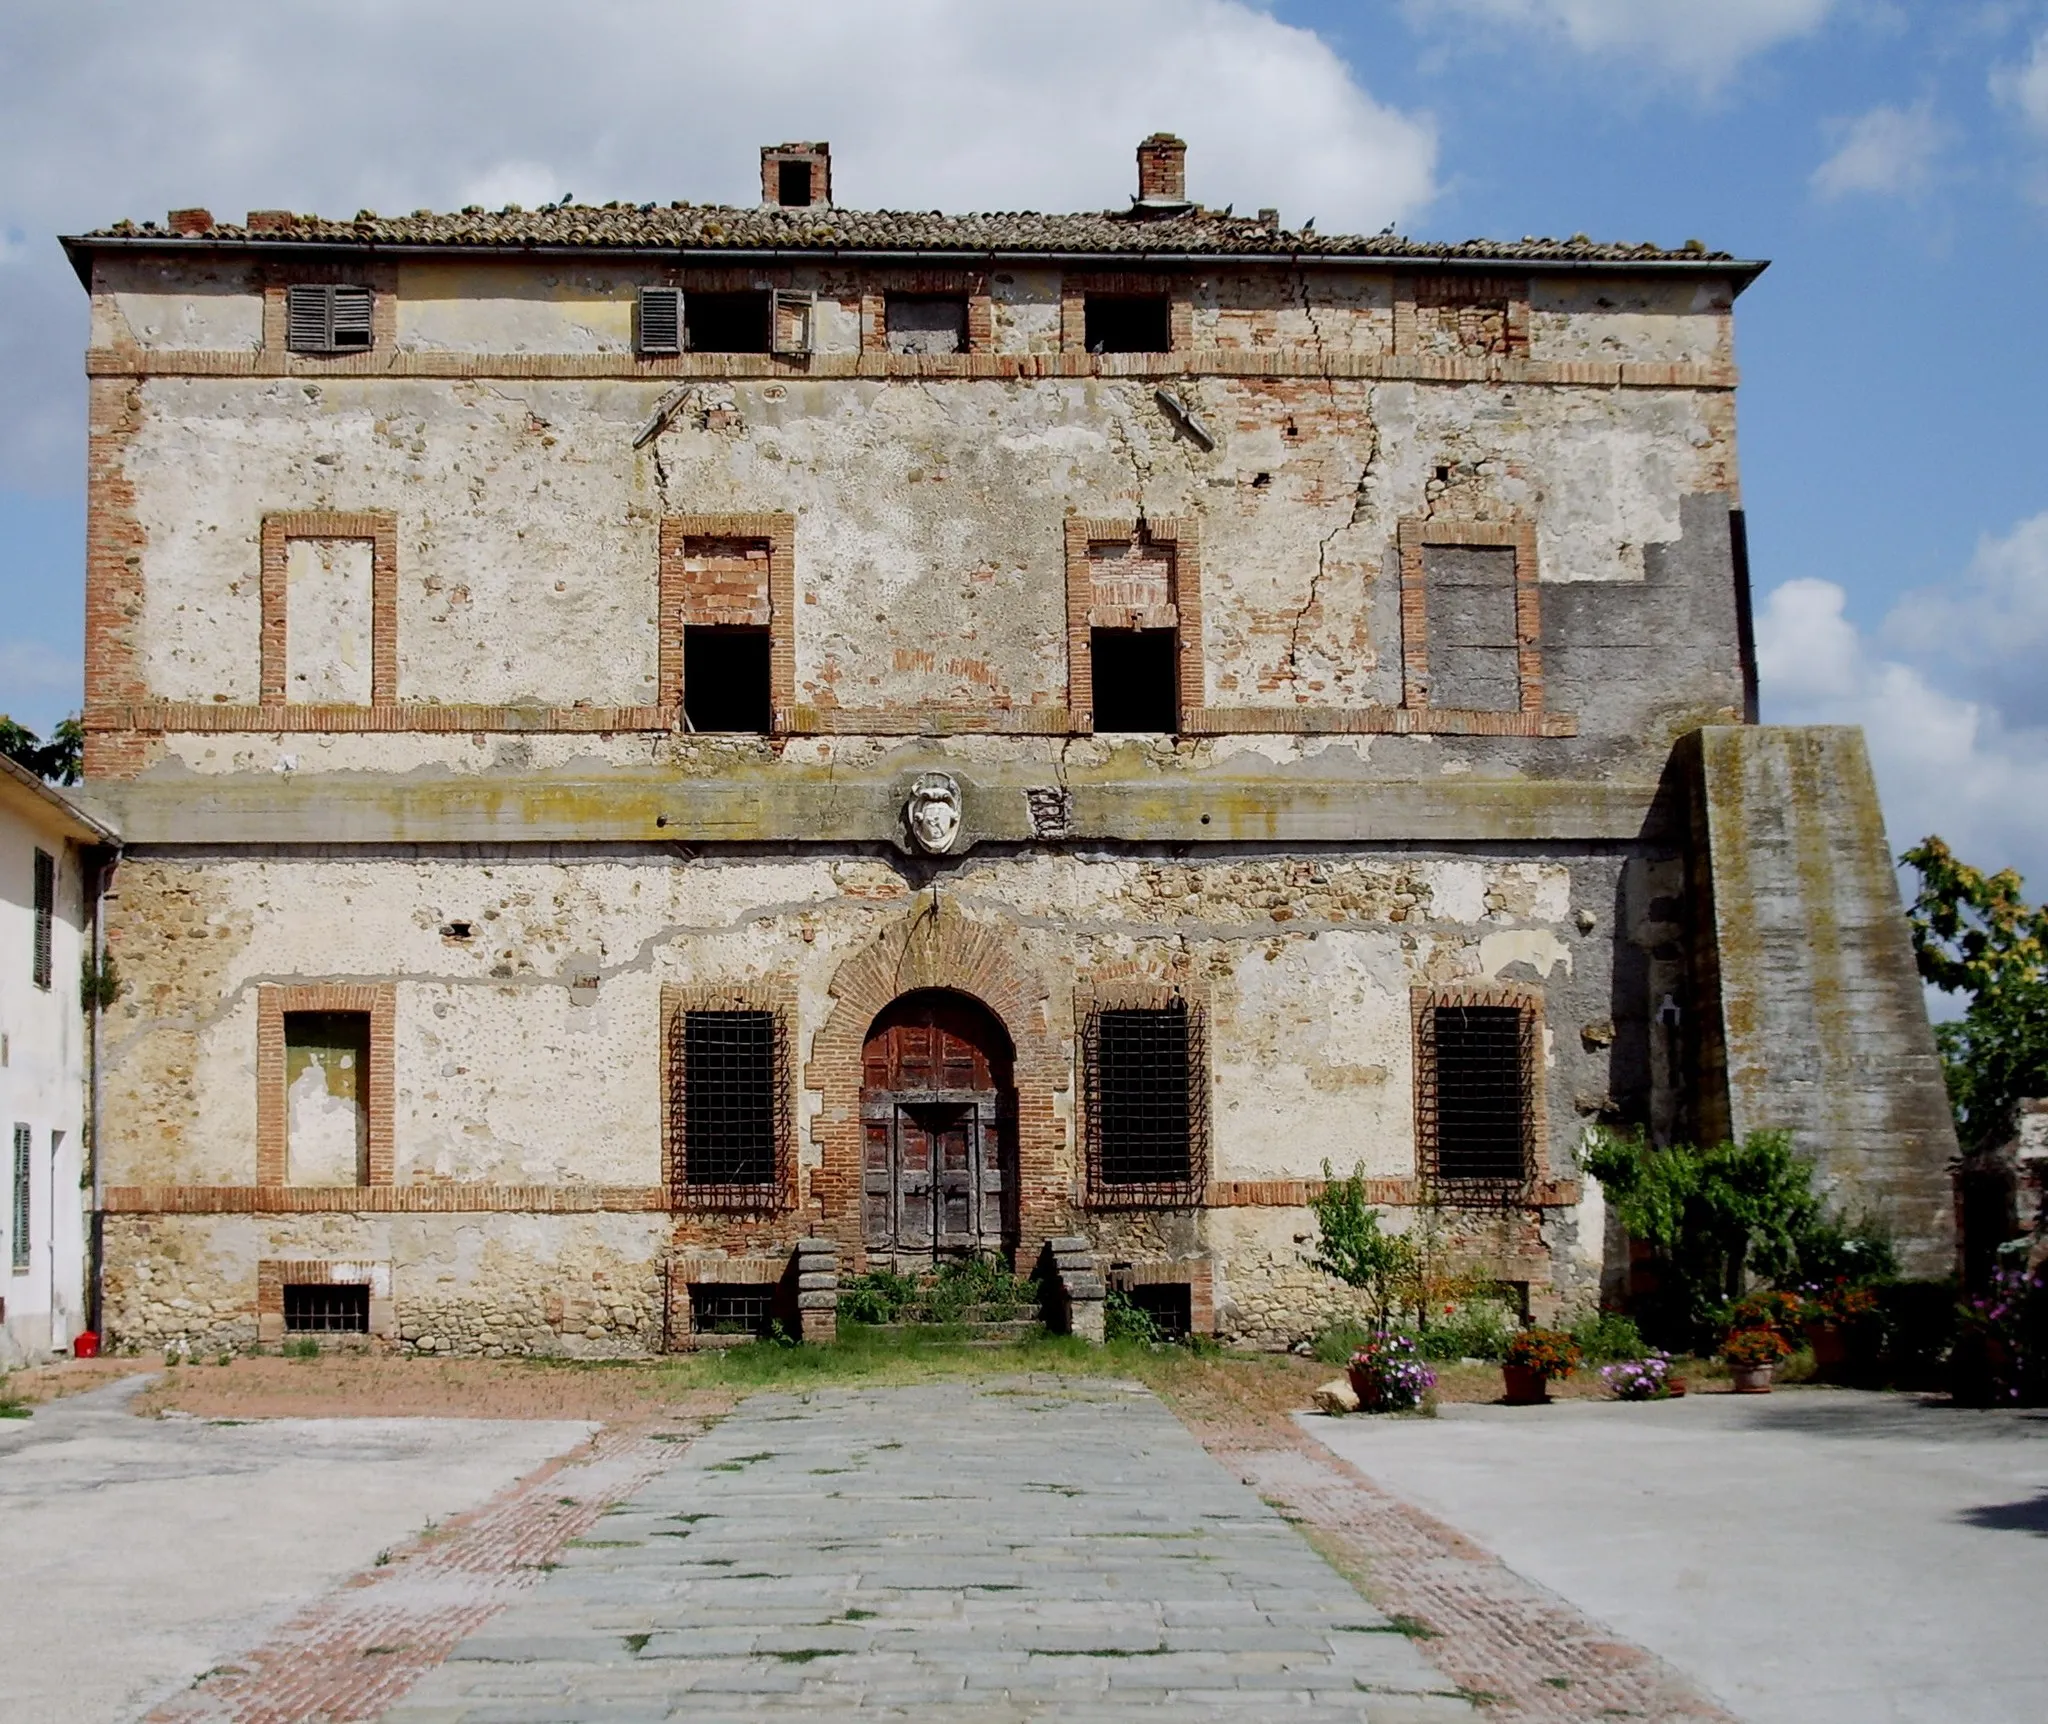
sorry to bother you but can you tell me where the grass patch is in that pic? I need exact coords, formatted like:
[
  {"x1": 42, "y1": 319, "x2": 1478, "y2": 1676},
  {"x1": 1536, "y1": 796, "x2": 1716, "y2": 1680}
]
[
  {"x1": 706, "y1": 1450, "x2": 779, "y2": 1471},
  {"x1": 566, "y1": 1538, "x2": 641, "y2": 1549},
  {"x1": 839, "y1": 1607, "x2": 878, "y2": 1621},
  {"x1": 768, "y1": 1648, "x2": 841, "y2": 1663},
  {"x1": 623, "y1": 1633, "x2": 652, "y2": 1653}
]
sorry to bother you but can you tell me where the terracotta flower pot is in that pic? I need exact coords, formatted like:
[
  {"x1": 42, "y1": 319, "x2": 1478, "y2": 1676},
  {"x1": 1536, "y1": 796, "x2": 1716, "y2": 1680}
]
[
  {"x1": 1502, "y1": 1362, "x2": 1550, "y2": 1405},
  {"x1": 1804, "y1": 1322, "x2": 1847, "y2": 1371},
  {"x1": 1730, "y1": 1362, "x2": 1775, "y2": 1394},
  {"x1": 1346, "y1": 1363, "x2": 1377, "y2": 1406}
]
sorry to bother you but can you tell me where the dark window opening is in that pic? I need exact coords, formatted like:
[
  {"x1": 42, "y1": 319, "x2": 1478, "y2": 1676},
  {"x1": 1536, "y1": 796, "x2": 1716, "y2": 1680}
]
[
  {"x1": 683, "y1": 626, "x2": 772, "y2": 733},
  {"x1": 886, "y1": 294, "x2": 968, "y2": 356},
  {"x1": 686, "y1": 290, "x2": 773, "y2": 353},
  {"x1": 285, "y1": 284, "x2": 373, "y2": 354},
  {"x1": 1431, "y1": 1005, "x2": 1529, "y2": 1183},
  {"x1": 690, "y1": 1282, "x2": 776, "y2": 1338},
  {"x1": 1124, "y1": 1282, "x2": 1191, "y2": 1339},
  {"x1": 1090, "y1": 629, "x2": 1178, "y2": 733},
  {"x1": 776, "y1": 159, "x2": 813, "y2": 207},
  {"x1": 1085, "y1": 295, "x2": 1172, "y2": 354},
  {"x1": 283, "y1": 1282, "x2": 369, "y2": 1333},
  {"x1": 682, "y1": 1009, "x2": 779, "y2": 1188},
  {"x1": 1095, "y1": 1006, "x2": 1193, "y2": 1187},
  {"x1": 31, "y1": 848, "x2": 53, "y2": 991}
]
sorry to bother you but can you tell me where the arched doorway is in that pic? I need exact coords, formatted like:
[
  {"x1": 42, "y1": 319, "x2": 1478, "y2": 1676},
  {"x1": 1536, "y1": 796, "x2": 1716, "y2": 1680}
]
[{"x1": 861, "y1": 990, "x2": 1017, "y2": 1263}]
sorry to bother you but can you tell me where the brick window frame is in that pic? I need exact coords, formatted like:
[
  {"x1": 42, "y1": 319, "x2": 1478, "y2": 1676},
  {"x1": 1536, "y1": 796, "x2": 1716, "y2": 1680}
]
[
  {"x1": 259, "y1": 511, "x2": 399, "y2": 705},
  {"x1": 661, "y1": 980, "x2": 799, "y2": 1213},
  {"x1": 1060, "y1": 273, "x2": 1194, "y2": 354},
  {"x1": 1411, "y1": 981, "x2": 1546, "y2": 1204},
  {"x1": 857, "y1": 271, "x2": 996, "y2": 356},
  {"x1": 1395, "y1": 517, "x2": 1543, "y2": 717},
  {"x1": 259, "y1": 262, "x2": 398, "y2": 357},
  {"x1": 658, "y1": 513, "x2": 796, "y2": 728},
  {"x1": 1063, "y1": 516, "x2": 1203, "y2": 732},
  {"x1": 256, "y1": 983, "x2": 396, "y2": 1187},
  {"x1": 1075, "y1": 974, "x2": 1210, "y2": 1209},
  {"x1": 256, "y1": 1257, "x2": 392, "y2": 1344}
]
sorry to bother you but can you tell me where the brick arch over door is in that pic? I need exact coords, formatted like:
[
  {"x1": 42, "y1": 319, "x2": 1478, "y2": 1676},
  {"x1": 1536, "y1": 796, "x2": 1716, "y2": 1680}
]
[{"x1": 806, "y1": 896, "x2": 1066, "y2": 1267}]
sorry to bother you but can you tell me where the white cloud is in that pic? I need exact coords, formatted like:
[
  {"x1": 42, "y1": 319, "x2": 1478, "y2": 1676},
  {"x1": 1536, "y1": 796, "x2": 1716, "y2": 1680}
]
[
  {"x1": 1757, "y1": 561, "x2": 2048, "y2": 894},
  {"x1": 0, "y1": 0, "x2": 1436, "y2": 493},
  {"x1": 1992, "y1": 28, "x2": 2048, "y2": 134},
  {"x1": 1811, "y1": 101, "x2": 1944, "y2": 199},
  {"x1": 1409, "y1": 0, "x2": 1833, "y2": 88}
]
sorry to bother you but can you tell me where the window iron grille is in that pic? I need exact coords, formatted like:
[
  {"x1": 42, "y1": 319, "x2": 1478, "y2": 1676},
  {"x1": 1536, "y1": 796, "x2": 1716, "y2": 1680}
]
[
  {"x1": 10, "y1": 1123, "x2": 29, "y2": 1273},
  {"x1": 689, "y1": 1282, "x2": 777, "y2": 1339},
  {"x1": 670, "y1": 1007, "x2": 788, "y2": 1209},
  {"x1": 1084, "y1": 1000, "x2": 1208, "y2": 1205},
  {"x1": 1120, "y1": 1281, "x2": 1192, "y2": 1339},
  {"x1": 282, "y1": 1282, "x2": 369, "y2": 1333},
  {"x1": 1416, "y1": 1002, "x2": 1536, "y2": 1202}
]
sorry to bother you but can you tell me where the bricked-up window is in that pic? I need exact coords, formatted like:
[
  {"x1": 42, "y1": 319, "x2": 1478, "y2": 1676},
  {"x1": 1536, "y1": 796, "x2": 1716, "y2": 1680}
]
[
  {"x1": 31, "y1": 848, "x2": 54, "y2": 991},
  {"x1": 683, "y1": 626, "x2": 772, "y2": 733},
  {"x1": 1090, "y1": 630, "x2": 1178, "y2": 733},
  {"x1": 672, "y1": 1009, "x2": 789, "y2": 1206},
  {"x1": 282, "y1": 1282, "x2": 369, "y2": 1333},
  {"x1": 10, "y1": 1123, "x2": 29, "y2": 1273},
  {"x1": 1085, "y1": 1002, "x2": 1209, "y2": 1203},
  {"x1": 1416, "y1": 1001, "x2": 1538, "y2": 1192},
  {"x1": 1424, "y1": 546, "x2": 1518, "y2": 713},
  {"x1": 690, "y1": 1282, "x2": 776, "y2": 1338},
  {"x1": 1085, "y1": 294, "x2": 1172, "y2": 354},
  {"x1": 886, "y1": 294, "x2": 967, "y2": 356},
  {"x1": 637, "y1": 286, "x2": 683, "y2": 355},
  {"x1": 285, "y1": 284, "x2": 373, "y2": 354},
  {"x1": 687, "y1": 291, "x2": 772, "y2": 354}
]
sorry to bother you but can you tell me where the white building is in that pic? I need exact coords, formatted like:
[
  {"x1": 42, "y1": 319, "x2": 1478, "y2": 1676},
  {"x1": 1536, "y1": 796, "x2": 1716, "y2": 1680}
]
[{"x1": 0, "y1": 754, "x2": 114, "y2": 1365}]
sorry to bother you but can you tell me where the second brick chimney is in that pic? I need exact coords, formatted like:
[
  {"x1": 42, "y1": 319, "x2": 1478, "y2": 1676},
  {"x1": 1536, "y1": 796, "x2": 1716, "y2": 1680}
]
[{"x1": 1135, "y1": 134, "x2": 1188, "y2": 207}]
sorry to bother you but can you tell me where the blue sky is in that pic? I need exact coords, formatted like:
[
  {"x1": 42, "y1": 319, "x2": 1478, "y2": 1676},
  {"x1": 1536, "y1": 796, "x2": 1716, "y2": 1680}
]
[{"x1": 2, "y1": 0, "x2": 2044, "y2": 891}]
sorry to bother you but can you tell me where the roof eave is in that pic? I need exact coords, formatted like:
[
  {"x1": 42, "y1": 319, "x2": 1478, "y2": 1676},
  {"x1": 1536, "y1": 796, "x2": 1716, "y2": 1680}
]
[
  {"x1": 61, "y1": 232, "x2": 1769, "y2": 292},
  {"x1": 0, "y1": 754, "x2": 120, "y2": 843}
]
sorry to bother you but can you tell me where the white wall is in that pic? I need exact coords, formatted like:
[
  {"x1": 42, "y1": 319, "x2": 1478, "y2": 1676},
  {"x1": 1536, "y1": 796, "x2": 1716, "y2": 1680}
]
[{"x1": 0, "y1": 807, "x2": 91, "y2": 1365}]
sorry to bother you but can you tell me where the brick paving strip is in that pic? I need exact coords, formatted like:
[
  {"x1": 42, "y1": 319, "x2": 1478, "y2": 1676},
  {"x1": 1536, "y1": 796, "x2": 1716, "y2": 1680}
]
[
  {"x1": 140, "y1": 1403, "x2": 728, "y2": 1724},
  {"x1": 1187, "y1": 1416, "x2": 1741, "y2": 1724}
]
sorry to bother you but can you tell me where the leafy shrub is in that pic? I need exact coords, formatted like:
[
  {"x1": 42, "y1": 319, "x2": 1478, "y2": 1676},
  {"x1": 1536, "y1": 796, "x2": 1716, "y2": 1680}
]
[
  {"x1": 1348, "y1": 1333, "x2": 1436, "y2": 1412},
  {"x1": 1503, "y1": 1328, "x2": 1580, "y2": 1380},
  {"x1": 839, "y1": 1259, "x2": 1041, "y2": 1327},
  {"x1": 1723, "y1": 1289, "x2": 1805, "y2": 1339},
  {"x1": 1417, "y1": 1301, "x2": 1516, "y2": 1363},
  {"x1": 836, "y1": 1268, "x2": 923, "y2": 1325},
  {"x1": 1311, "y1": 1322, "x2": 1377, "y2": 1365},
  {"x1": 1105, "y1": 1289, "x2": 1163, "y2": 1345},
  {"x1": 1951, "y1": 1265, "x2": 2048, "y2": 1407},
  {"x1": 1310, "y1": 1163, "x2": 1415, "y2": 1332},
  {"x1": 1569, "y1": 1312, "x2": 1646, "y2": 1365},
  {"x1": 1600, "y1": 1353, "x2": 1672, "y2": 1400}
]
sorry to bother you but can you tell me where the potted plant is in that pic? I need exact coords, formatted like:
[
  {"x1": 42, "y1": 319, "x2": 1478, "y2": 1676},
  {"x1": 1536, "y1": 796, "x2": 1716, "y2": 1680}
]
[
  {"x1": 1346, "y1": 1332, "x2": 1437, "y2": 1413},
  {"x1": 1800, "y1": 1281, "x2": 1877, "y2": 1373},
  {"x1": 1501, "y1": 1328, "x2": 1581, "y2": 1404},
  {"x1": 1722, "y1": 1326, "x2": 1791, "y2": 1393}
]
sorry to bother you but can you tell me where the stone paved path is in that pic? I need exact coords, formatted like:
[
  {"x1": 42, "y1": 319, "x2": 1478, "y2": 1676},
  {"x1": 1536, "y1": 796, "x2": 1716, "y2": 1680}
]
[{"x1": 382, "y1": 1379, "x2": 1475, "y2": 1722}]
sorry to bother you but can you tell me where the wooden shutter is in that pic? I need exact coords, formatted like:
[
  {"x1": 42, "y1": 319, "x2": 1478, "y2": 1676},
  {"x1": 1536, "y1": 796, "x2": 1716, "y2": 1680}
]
[
  {"x1": 329, "y1": 286, "x2": 373, "y2": 349},
  {"x1": 285, "y1": 284, "x2": 331, "y2": 352},
  {"x1": 638, "y1": 286, "x2": 683, "y2": 355},
  {"x1": 10, "y1": 1123, "x2": 28, "y2": 1272},
  {"x1": 771, "y1": 289, "x2": 814, "y2": 355},
  {"x1": 30, "y1": 848, "x2": 53, "y2": 991}
]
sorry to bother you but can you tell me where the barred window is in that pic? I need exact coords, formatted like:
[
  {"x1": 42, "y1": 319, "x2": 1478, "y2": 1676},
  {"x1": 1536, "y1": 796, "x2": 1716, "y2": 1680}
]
[
  {"x1": 1084, "y1": 1000, "x2": 1208, "y2": 1204},
  {"x1": 689, "y1": 1282, "x2": 775, "y2": 1339},
  {"x1": 1416, "y1": 999, "x2": 1537, "y2": 1194},
  {"x1": 282, "y1": 1282, "x2": 368, "y2": 1333},
  {"x1": 31, "y1": 848, "x2": 53, "y2": 991},
  {"x1": 10, "y1": 1123, "x2": 29, "y2": 1273},
  {"x1": 670, "y1": 1007, "x2": 787, "y2": 1206}
]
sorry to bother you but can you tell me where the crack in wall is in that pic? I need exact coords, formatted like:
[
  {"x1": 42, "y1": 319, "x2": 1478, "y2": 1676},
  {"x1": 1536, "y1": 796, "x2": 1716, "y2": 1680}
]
[{"x1": 1283, "y1": 419, "x2": 1379, "y2": 689}]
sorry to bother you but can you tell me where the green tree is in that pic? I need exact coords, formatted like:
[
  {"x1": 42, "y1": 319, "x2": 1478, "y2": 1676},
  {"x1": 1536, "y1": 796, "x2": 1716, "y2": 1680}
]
[
  {"x1": 1901, "y1": 836, "x2": 2048, "y2": 1152},
  {"x1": 0, "y1": 714, "x2": 83, "y2": 786},
  {"x1": 1309, "y1": 1162, "x2": 1417, "y2": 1334}
]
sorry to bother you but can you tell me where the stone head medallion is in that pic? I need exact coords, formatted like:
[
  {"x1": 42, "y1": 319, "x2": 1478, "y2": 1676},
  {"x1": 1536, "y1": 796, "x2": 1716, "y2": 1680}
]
[{"x1": 906, "y1": 771, "x2": 963, "y2": 854}]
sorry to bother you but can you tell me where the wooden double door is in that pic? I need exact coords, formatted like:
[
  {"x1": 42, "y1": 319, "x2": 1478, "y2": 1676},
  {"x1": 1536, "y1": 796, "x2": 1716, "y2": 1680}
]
[{"x1": 861, "y1": 991, "x2": 1016, "y2": 1261}]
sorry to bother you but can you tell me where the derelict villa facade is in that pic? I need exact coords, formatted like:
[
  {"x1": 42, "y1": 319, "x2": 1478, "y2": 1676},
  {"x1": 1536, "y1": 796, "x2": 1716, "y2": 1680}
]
[{"x1": 61, "y1": 136, "x2": 1959, "y2": 1353}]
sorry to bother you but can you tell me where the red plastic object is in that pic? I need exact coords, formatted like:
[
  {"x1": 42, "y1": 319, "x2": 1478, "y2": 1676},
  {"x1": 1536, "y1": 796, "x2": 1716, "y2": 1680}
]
[{"x1": 73, "y1": 1331, "x2": 100, "y2": 1359}]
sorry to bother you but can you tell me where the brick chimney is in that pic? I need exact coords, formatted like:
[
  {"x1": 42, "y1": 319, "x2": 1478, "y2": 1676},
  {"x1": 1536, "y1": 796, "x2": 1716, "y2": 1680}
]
[
  {"x1": 245, "y1": 210, "x2": 296, "y2": 233},
  {"x1": 167, "y1": 207, "x2": 214, "y2": 235},
  {"x1": 1136, "y1": 134, "x2": 1187, "y2": 206},
  {"x1": 762, "y1": 142, "x2": 831, "y2": 209}
]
